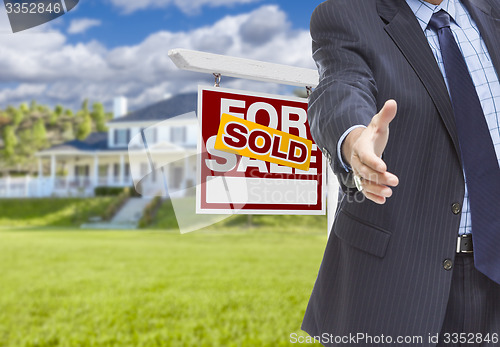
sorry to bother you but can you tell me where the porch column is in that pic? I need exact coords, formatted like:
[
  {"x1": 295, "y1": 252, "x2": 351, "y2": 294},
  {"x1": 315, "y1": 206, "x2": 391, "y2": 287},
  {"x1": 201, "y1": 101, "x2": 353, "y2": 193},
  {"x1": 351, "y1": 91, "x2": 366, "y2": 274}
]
[
  {"x1": 50, "y1": 154, "x2": 56, "y2": 193},
  {"x1": 37, "y1": 157, "x2": 43, "y2": 197},
  {"x1": 50, "y1": 155, "x2": 56, "y2": 179},
  {"x1": 107, "y1": 163, "x2": 112, "y2": 186},
  {"x1": 5, "y1": 175, "x2": 10, "y2": 198},
  {"x1": 119, "y1": 154, "x2": 125, "y2": 186},
  {"x1": 93, "y1": 154, "x2": 99, "y2": 188},
  {"x1": 25, "y1": 175, "x2": 31, "y2": 197},
  {"x1": 38, "y1": 158, "x2": 43, "y2": 178},
  {"x1": 66, "y1": 161, "x2": 74, "y2": 190}
]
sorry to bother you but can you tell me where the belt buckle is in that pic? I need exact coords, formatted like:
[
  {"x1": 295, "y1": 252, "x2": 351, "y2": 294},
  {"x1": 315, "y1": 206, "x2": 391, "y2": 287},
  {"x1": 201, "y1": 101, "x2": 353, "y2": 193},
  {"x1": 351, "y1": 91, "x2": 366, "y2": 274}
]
[{"x1": 456, "y1": 234, "x2": 473, "y2": 254}]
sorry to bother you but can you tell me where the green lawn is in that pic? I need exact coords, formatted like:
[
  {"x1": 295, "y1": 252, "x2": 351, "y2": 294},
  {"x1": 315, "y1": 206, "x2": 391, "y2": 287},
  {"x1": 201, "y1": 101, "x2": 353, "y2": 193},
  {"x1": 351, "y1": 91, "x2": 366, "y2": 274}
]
[
  {"x1": 0, "y1": 227, "x2": 326, "y2": 346},
  {"x1": 0, "y1": 198, "x2": 116, "y2": 228}
]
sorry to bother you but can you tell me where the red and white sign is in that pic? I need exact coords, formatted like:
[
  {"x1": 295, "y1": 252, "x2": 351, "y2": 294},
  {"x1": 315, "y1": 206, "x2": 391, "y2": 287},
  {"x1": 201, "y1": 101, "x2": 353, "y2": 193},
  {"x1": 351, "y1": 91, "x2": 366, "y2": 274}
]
[{"x1": 197, "y1": 86, "x2": 326, "y2": 215}]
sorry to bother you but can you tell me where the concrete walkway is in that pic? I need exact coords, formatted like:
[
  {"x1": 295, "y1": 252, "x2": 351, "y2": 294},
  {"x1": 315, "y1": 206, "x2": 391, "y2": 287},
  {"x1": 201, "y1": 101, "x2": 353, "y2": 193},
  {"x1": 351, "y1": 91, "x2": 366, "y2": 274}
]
[{"x1": 81, "y1": 197, "x2": 153, "y2": 230}]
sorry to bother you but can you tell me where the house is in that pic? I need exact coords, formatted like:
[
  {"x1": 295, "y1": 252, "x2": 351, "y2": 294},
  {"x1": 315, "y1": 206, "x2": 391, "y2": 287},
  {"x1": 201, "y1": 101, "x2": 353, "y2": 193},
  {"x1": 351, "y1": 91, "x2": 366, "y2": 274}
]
[{"x1": 0, "y1": 93, "x2": 198, "y2": 198}]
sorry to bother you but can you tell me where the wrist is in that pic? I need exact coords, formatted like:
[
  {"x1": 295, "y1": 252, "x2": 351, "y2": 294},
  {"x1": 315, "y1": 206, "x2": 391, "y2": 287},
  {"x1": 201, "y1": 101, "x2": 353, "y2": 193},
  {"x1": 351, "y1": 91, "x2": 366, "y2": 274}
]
[{"x1": 341, "y1": 127, "x2": 364, "y2": 167}]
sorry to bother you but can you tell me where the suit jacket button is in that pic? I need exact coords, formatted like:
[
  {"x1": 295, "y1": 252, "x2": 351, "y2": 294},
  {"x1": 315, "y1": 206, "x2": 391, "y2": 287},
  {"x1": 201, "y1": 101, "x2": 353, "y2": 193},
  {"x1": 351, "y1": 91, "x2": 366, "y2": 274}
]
[
  {"x1": 443, "y1": 259, "x2": 453, "y2": 271},
  {"x1": 451, "y1": 203, "x2": 461, "y2": 215}
]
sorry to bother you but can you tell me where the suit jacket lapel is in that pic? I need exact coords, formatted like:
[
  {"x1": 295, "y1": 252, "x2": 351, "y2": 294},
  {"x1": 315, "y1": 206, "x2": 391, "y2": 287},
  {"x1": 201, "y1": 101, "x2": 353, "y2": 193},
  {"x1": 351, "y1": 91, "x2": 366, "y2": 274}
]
[
  {"x1": 376, "y1": 0, "x2": 461, "y2": 161},
  {"x1": 462, "y1": 0, "x2": 500, "y2": 78}
]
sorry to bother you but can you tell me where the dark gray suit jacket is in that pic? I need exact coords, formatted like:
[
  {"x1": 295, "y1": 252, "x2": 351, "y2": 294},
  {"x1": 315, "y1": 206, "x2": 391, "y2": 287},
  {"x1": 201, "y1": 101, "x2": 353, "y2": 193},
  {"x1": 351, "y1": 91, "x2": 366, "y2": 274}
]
[{"x1": 302, "y1": 0, "x2": 500, "y2": 345}]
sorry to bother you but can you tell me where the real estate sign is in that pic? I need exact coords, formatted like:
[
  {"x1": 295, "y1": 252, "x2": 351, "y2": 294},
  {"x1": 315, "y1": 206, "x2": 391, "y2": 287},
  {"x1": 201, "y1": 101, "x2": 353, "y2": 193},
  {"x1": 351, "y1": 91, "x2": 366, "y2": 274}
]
[{"x1": 197, "y1": 86, "x2": 326, "y2": 215}]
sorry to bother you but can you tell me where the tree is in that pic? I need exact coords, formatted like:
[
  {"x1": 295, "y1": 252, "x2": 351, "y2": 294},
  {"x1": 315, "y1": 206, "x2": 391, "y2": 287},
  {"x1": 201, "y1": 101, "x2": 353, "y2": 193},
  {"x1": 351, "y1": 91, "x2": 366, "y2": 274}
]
[
  {"x1": 6, "y1": 106, "x2": 23, "y2": 126},
  {"x1": 32, "y1": 118, "x2": 48, "y2": 149},
  {"x1": 54, "y1": 105, "x2": 64, "y2": 116},
  {"x1": 0, "y1": 111, "x2": 11, "y2": 127},
  {"x1": 19, "y1": 103, "x2": 29, "y2": 114},
  {"x1": 62, "y1": 121, "x2": 74, "y2": 141},
  {"x1": 2, "y1": 126, "x2": 18, "y2": 159},
  {"x1": 76, "y1": 114, "x2": 92, "y2": 140},
  {"x1": 91, "y1": 102, "x2": 108, "y2": 132},
  {"x1": 49, "y1": 105, "x2": 64, "y2": 125},
  {"x1": 16, "y1": 128, "x2": 34, "y2": 166},
  {"x1": 64, "y1": 109, "x2": 74, "y2": 117},
  {"x1": 29, "y1": 100, "x2": 37, "y2": 112},
  {"x1": 81, "y1": 99, "x2": 89, "y2": 113},
  {"x1": 0, "y1": 99, "x2": 110, "y2": 172}
]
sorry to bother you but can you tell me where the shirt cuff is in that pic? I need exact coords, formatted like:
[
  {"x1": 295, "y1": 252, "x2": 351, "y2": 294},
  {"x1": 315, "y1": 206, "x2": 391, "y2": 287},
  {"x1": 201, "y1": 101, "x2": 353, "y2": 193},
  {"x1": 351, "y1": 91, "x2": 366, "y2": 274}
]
[{"x1": 337, "y1": 125, "x2": 367, "y2": 172}]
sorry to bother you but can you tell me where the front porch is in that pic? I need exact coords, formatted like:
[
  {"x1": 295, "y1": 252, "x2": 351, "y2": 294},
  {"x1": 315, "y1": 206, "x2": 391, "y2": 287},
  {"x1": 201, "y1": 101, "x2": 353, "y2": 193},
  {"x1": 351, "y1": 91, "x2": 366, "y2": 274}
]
[
  {"x1": 34, "y1": 152, "x2": 133, "y2": 197},
  {"x1": 0, "y1": 149, "x2": 198, "y2": 199}
]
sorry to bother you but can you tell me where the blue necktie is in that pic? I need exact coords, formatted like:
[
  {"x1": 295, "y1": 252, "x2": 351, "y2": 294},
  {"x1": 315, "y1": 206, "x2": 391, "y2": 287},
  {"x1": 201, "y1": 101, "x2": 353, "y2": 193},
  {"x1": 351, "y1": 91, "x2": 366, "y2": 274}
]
[{"x1": 428, "y1": 10, "x2": 500, "y2": 284}]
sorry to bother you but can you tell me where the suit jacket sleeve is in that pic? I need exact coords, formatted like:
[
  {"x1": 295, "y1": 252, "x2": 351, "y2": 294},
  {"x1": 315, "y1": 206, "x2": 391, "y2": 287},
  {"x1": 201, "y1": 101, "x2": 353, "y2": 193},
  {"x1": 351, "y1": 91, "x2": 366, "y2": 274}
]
[{"x1": 309, "y1": 0, "x2": 379, "y2": 192}]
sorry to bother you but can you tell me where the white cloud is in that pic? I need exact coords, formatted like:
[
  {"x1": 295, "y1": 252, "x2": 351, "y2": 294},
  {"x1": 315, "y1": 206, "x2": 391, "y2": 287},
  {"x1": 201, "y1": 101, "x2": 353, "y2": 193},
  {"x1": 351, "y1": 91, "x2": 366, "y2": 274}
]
[
  {"x1": 67, "y1": 18, "x2": 102, "y2": 35},
  {"x1": 0, "y1": 5, "x2": 315, "y2": 110},
  {"x1": 0, "y1": 84, "x2": 47, "y2": 105},
  {"x1": 109, "y1": 0, "x2": 261, "y2": 15}
]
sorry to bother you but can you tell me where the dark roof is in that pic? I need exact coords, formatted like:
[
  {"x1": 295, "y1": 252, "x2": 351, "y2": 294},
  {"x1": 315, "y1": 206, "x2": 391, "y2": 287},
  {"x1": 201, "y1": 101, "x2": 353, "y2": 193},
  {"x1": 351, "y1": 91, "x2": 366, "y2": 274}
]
[
  {"x1": 110, "y1": 93, "x2": 197, "y2": 123},
  {"x1": 41, "y1": 132, "x2": 121, "y2": 153},
  {"x1": 41, "y1": 93, "x2": 198, "y2": 153}
]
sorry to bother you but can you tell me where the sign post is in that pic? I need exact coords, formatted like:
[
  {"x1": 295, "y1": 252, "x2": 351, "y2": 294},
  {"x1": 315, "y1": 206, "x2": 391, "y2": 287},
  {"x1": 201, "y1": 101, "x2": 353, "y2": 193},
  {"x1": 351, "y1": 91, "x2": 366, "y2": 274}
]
[{"x1": 169, "y1": 49, "x2": 338, "y2": 234}]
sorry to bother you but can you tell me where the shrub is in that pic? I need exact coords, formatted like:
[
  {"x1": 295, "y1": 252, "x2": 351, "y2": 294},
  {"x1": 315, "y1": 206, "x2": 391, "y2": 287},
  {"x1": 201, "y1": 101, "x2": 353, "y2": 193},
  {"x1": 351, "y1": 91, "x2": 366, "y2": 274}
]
[
  {"x1": 102, "y1": 192, "x2": 129, "y2": 221},
  {"x1": 95, "y1": 186, "x2": 142, "y2": 197},
  {"x1": 94, "y1": 186, "x2": 127, "y2": 196},
  {"x1": 138, "y1": 196, "x2": 163, "y2": 228}
]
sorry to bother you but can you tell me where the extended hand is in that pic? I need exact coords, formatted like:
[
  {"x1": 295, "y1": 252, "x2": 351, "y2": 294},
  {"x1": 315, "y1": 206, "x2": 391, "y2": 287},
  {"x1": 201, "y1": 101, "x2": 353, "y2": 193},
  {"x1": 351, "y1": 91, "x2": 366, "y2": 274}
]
[{"x1": 342, "y1": 100, "x2": 400, "y2": 204}]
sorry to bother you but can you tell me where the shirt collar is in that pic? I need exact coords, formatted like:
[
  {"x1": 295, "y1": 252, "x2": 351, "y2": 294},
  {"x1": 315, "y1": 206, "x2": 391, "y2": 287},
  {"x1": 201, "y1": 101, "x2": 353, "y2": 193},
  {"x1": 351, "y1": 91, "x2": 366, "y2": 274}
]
[{"x1": 405, "y1": 0, "x2": 461, "y2": 32}]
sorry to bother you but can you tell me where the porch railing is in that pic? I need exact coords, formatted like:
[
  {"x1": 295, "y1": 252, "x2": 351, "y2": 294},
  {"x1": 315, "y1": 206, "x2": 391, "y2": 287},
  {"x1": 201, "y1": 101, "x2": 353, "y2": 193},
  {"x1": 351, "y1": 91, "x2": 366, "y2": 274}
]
[{"x1": 0, "y1": 175, "x2": 133, "y2": 198}]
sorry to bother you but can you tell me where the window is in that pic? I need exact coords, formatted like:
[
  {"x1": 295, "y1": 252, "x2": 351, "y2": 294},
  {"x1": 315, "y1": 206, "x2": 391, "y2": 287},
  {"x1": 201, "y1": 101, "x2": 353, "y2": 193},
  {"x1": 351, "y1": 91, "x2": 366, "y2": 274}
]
[
  {"x1": 124, "y1": 163, "x2": 130, "y2": 180},
  {"x1": 170, "y1": 126, "x2": 186, "y2": 144},
  {"x1": 169, "y1": 166, "x2": 184, "y2": 189},
  {"x1": 141, "y1": 127, "x2": 158, "y2": 144},
  {"x1": 114, "y1": 129, "x2": 130, "y2": 146},
  {"x1": 75, "y1": 165, "x2": 89, "y2": 177},
  {"x1": 113, "y1": 164, "x2": 120, "y2": 178},
  {"x1": 98, "y1": 165, "x2": 108, "y2": 177}
]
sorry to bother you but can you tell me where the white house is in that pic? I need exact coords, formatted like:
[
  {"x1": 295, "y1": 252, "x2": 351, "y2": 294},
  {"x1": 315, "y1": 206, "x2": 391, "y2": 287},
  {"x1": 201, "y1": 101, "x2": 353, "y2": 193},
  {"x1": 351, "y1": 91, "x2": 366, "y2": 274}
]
[{"x1": 0, "y1": 93, "x2": 199, "y2": 198}]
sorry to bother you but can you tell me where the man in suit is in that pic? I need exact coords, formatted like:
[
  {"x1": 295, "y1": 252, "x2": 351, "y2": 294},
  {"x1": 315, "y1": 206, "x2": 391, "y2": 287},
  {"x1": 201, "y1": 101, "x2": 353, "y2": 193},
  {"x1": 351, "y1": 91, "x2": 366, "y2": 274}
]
[{"x1": 302, "y1": 0, "x2": 500, "y2": 345}]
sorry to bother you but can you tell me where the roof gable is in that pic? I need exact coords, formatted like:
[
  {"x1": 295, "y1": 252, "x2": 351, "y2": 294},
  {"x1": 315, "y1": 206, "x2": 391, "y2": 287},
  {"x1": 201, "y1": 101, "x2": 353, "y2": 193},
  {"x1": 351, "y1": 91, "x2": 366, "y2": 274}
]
[
  {"x1": 109, "y1": 93, "x2": 197, "y2": 124},
  {"x1": 39, "y1": 132, "x2": 112, "y2": 153}
]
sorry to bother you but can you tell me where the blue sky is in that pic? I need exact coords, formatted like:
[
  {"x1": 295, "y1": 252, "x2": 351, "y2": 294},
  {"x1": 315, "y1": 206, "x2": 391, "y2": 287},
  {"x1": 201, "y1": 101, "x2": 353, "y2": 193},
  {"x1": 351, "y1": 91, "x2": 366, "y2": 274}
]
[
  {"x1": 0, "y1": 0, "x2": 323, "y2": 110},
  {"x1": 67, "y1": 0, "x2": 320, "y2": 48}
]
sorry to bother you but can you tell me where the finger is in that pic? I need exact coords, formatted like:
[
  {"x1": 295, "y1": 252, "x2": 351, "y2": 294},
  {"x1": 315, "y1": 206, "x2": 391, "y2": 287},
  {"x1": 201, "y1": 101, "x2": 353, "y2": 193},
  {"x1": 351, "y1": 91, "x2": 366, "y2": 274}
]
[
  {"x1": 363, "y1": 191, "x2": 387, "y2": 205},
  {"x1": 360, "y1": 179, "x2": 393, "y2": 198},
  {"x1": 372, "y1": 99, "x2": 397, "y2": 130},
  {"x1": 356, "y1": 150, "x2": 387, "y2": 173},
  {"x1": 351, "y1": 155, "x2": 399, "y2": 186}
]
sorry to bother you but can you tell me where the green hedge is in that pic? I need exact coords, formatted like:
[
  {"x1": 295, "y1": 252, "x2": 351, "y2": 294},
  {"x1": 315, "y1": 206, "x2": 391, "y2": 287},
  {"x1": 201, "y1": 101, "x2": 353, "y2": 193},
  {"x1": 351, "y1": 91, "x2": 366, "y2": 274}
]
[
  {"x1": 137, "y1": 196, "x2": 163, "y2": 228},
  {"x1": 94, "y1": 186, "x2": 142, "y2": 197},
  {"x1": 147, "y1": 199, "x2": 180, "y2": 230}
]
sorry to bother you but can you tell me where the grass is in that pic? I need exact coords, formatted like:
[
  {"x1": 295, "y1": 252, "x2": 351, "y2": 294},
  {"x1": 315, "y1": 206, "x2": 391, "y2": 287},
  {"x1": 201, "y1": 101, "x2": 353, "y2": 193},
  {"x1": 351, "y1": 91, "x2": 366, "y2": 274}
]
[
  {"x1": 150, "y1": 198, "x2": 327, "y2": 232},
  {"x1": 0, "y1": 198, "x2": 116, "y2": 227},
  {"x1": 0, "y1": 226, "x2": 327, "y2": 346}
]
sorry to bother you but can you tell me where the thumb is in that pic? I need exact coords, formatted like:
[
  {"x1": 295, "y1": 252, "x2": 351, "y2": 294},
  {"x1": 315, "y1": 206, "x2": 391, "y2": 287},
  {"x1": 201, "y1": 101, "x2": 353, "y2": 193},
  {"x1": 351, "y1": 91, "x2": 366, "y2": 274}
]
[{"x1": 372, "y1": 99, "x2": 397, "y2": 130}]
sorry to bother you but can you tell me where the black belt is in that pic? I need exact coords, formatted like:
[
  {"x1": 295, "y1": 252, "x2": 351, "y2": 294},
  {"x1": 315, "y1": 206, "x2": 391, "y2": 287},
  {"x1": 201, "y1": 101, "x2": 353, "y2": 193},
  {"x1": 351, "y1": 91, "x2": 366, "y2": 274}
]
[{"x1": 456, "y1": 234, "x2": 473, "y2": 254}]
